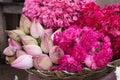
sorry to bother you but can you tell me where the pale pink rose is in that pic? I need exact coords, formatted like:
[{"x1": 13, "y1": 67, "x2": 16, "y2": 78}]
[
  {"x1": 11, "y1": 54, "x2": 33, "y2": 69},
  {"x1": 49, "y1": 46, "x2": 64, "y2": 64},
  {"x1": 30, "y1": 19, "x2": 44, "y2": 38},
  {"x1": 33, "y1": 54, "x2": 53, "y2": 70},
  {"x1": 23, "y1": 45, "x2": 42, "y2": 56},
  {"x1": 3, "y1": 47, "x2": 15, "y2": 56}
]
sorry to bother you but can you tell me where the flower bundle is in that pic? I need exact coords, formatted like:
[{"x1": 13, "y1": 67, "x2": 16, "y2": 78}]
[
  {"x1": 3, "y1": 0, "x2": 120, "y2": 76},
  {"x1": 75, "y1": 2, "x2": 120, "y2": 59},
  {"x1": 23, "y1": 0, "x2": 94, "y2": 29}
]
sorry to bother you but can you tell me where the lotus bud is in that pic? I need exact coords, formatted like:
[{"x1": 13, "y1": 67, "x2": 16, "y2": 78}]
[
  {"x1": 33, "y1": 54, "x2": 53, "y2": 70},
  {"x1": 3, "y1": 47, "x2": 15, "y2": 56},
  {"x1": 41, "y1": 29, "x2": 53, "y2": 53},
  {"x1": 8, "y1": 38, "x2": 21, "y2": 52},
  {"x1": 49, "y1": 46, "x2": 64, "y2": 64},
  {"x1": 16, "y1": 50, "x2": 26, "y2": 57},
  {"x1": 6, "y1": 56, "x2": 16, "y2": 64},
  {"x1": 23, "y1": 45, "x2": 42, "y2": 56},
  {"x1": 11, "y1": 54, "x2": 33, "y2": 69},
  {"x1": 5, "y1": 30, "x2": 25, "y2": 42},
  {"x1": 30, "y1": 19, "x2": 44, "y2": 38},
  {"x1": 19, "y1": 35, "x2": 38, "y2": 45},
  {"x1": 20, "y1": 14, "x2": 31, "y2": 34}
]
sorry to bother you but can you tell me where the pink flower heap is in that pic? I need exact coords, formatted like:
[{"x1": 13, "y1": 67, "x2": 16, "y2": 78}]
[
  {"x1": 23, "y1": 0, "x2": 95, "y2": 29},
  {"x1": 76, "y1": 3, "x2": 120, "y2": 58},
  {"x1": 81, "y1": 29, "x2": 113, "y2": 69},
  {"x1": 53, "y1": 26, "x2": 112, "y2": 71},
  {"x1": 101, "y1": 4, "x2": 120, "y2": 58}
]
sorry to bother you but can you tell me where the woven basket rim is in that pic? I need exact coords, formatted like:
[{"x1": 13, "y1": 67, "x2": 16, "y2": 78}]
[{"x1": 26, "y1": 59, "x2": 120, "y2": 80}]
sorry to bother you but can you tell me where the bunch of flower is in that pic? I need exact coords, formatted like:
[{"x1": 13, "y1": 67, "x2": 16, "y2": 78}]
[
  {"x1": 75, "y1": 2, "x2": 120, "y2": 58},
  {"x1": 3, "y1": 0, "x2": 120, "y2": 73},
  {"x1": 23, "y1": 0, "x2": 95, "y2": 29},
  {"x1": 3, "y1": 14, "x2": 112, "y2": 72},
  {"x1": 52, "y1": 26, "x2": 112, "y2": 71},
  {"x1": 4, "y1": 15, "x2": 54, "y2": 70}
]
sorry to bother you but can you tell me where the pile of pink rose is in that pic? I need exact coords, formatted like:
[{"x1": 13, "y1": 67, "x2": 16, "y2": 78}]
[{"x1": 3, "y1": 0, "x2": 120, "y2": 72}]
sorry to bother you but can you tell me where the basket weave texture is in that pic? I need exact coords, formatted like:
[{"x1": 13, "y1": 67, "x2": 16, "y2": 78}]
[{"x1": 27, "y1": 59, "x2": 120, "y2": 80}]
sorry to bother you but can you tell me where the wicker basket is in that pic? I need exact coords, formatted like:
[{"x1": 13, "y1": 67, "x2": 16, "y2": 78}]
[{"x1": 26, "y1": 59, "x2": 120, "y2": 80}]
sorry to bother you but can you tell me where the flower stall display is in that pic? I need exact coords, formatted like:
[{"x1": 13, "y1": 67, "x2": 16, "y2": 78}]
[{"x1": 3, "y1": 0, "x2": 120, "y2": 80}]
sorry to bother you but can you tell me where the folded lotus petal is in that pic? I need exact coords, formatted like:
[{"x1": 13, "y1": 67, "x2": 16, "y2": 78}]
[
  {"x1": 3, "y1": 47, "x2": 15, "y2": 56},
  {"x1": 49, "y1": 46, "x2": 64, "y2": 64},
  {"x1": 41, "y1": 29, "x2": 53, "y2": 53},
  {"x1": 19, "y1": 35, "x2": 38, "y2": 45},
  {"x1": 16, "y1": 50, "x2": 27, "y2": 57},
  {"x1": 5, "y1": 30, "x2": 25, "y2": 42},
  {"x1": 8, "y1": 38, "x2": 21, "y2": 52},
  {"x1": 20, "y1": 14, "x2": 31, "y2": 34},
  {"x1": 11, "y1": 54, "x2": 33, "y2": 69},
  {"x1": 23, "y1": 45, "x2": 42, "y2": 56},
  {"x1": 51, "y1": 28, "x2": 62, "y2": 41},
  {"x1": 43, "y1": 29, "x2": 53, "y2": 38},
  {"x1": 30, "y1": 19, "x2": 44, "y2": 38},
  {"x1": 33, "y1": 54, "x2": 53, "y2": 70}
]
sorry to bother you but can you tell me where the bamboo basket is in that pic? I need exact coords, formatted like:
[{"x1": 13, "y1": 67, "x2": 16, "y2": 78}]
[{"x1": 26, "y1": 59, "x2": 120, "y2": 80}]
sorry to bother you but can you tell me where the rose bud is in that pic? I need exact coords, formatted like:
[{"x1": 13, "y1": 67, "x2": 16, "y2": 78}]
[
  {"x1": 16, "y1": 50, "x2": 26, "y2": 57},
  {"x1": 19, "y1": 35, "x2": 38, "y2": 45},
  {"x1": 3, "y1": 47, "x2": 15, "y2": 56},
  {"x1": 23, "y1": 45, "x2": 42, "y2": 56},
  {"x1": 5, "y1": 30, "x2": 25, "y2": 42},
  {"x1": 20, "y1": 14, "x2": 31, "y2": 34},
  {"x1": 41, "y1": 29, "x2": 53, "y2": 53},
  {"x1": 11, "y1": 54, "x2": 33, "y2": 69},
  {"x1": 33, "y1": 54, "x2": 53, "y2": 70},
  {"x1": 49, "y1": 46, "x2": 64, "y2": 64},
  {"x1": 8, "y1": 38, "x2": 21, "y2": 52},
  {"x1": 30, "y1": 19, "x2": 44, "y2": 38}
]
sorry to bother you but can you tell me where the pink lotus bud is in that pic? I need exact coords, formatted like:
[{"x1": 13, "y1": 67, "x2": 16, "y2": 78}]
[
  {"x1": 30, "y1": 19, "x2": 44, "y2": 38},
  {"x1": 41, "y1": 29, "x2": 53, "y2": 53},
  {"x1": 20, "y1": 14, "x2": 31, "y2": 34},
  {"x1": 8, "y1": 38, "x2": 21, "y2": 52},
  {"x1": 5, "y1": 30, "x2": 25, "y2": 42},
  {"x1": 11, "y1": 54, "x2": 33, "y2": 69},
  {"x1": 19, "y1": 35, "x2": 38, "y2": 45},
  {"x1": 16, "y1": 50, "x2": 26, "y2": 57},
  {"x1": 23, "y1": 45, "x2": 42, "y2": 56},
  {"x1": 49, "y1": 46, "x2": 64, "y2": 64},
  {"x1": 33, "y1": 54, "x2": 53, "y2": 70},
  {"x1": 3, "y1": 47, "x2": 15, "y2": 56}
]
